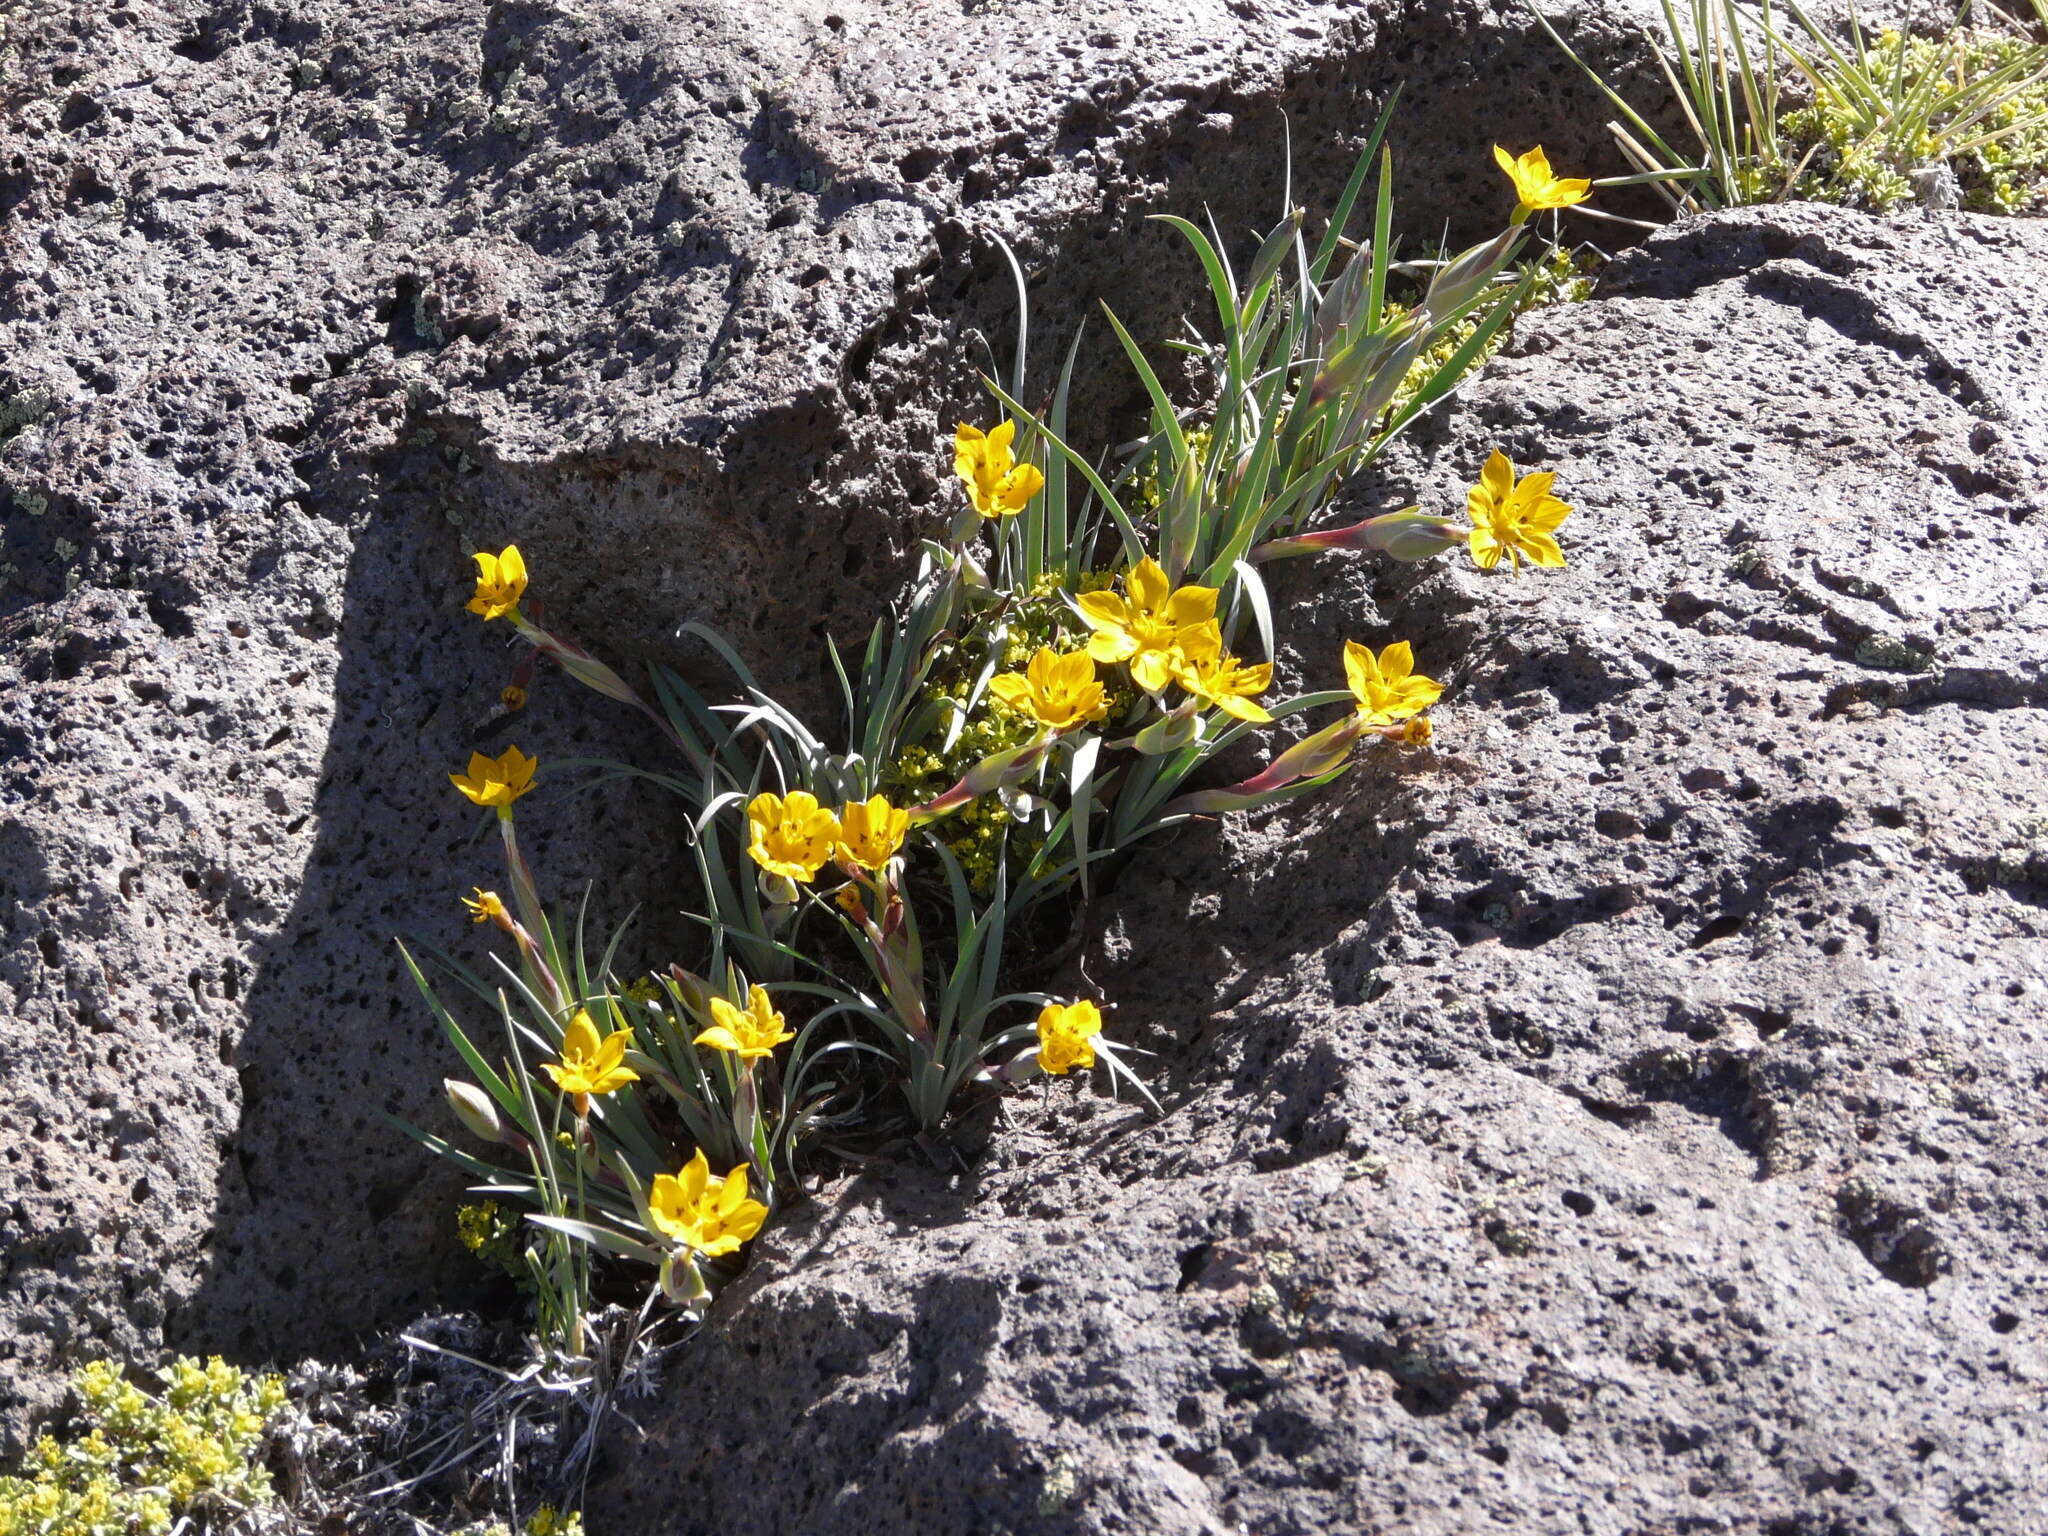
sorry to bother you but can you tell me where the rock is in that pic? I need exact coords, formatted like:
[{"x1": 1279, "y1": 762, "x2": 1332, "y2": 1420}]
[
  {"x1": 588, "y1": 204, "x2": 2048, "y2": 1533},
  {"x1": 0, "y1": 0, "x2": 1693, "y2": 1448}
]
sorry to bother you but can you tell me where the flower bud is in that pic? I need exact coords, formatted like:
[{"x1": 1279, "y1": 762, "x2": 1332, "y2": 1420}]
[
  {"x1": 667, "y1": 965, "x2": 713, "y2": 1016},
  {"x1": 1423, "y1": 226, "x2": 1526, "y2": 319},
  {"x1": 660, "y1": 1250, "x2": 710, "y2": 1307},
  {"x1": 1126, "y1": 711, "x2": 1203, "y2": 756},
  {"x1": 445, "y1": 1080, "x2": 504, "y2": 1144},
  {"x1": 1252, "y1": 508, "x2": 1464, "y2": 564},
  {"x1": 1243, "y1": 206, "x2": 1305, "y2": 298},
  {"x1": 1375, "y1": 714, "x2": 1434, "y2": 748},
  {"x1": 1157, "y1": 715, "x2": 1366, "y2": 818}
]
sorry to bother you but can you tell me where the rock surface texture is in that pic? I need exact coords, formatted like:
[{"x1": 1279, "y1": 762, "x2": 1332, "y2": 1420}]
[
  {"x1": 591, "y1": 205, "x2": 2048, "y2": 1535},
  {"x1": 0, "y1": 0, "x2": 1681, "y2": 1441},
  {"x1": 4, "y1": 3, "x2": 2043, "y2": 1534}
]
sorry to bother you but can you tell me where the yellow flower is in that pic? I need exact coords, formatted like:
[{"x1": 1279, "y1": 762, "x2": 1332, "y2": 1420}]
[
  {"x1": 988, "y1": 646, "x2": 1108, "y2": 731},
  {"x1": 836, "y1": 794, "x2": 909, "y2": 871},
  {"x1": 1076, "y1": 556, "x2": 1222, "y2": 693},
  {"x1": 953, "y1": 419, "x2": 1047, "y2": 519},
  {"x1": 540, "y1": 1007, "x2": 640, "y2": 1109},
  {"x1": 449, "y1": 744, "x2": 538, "y2": 808},
  {"x1": 462, "y1": 888, "x2": 507, "y2": 924},
  {"x1": 500, "y1": 684, "x2": 528, "y2": 711},
  {"x1": 624, "y1": 976, "x2": 662, "y2": 1005},
  {"x1": 694, "y1": 984, "x2": 797, "y2": 1060},
  {"x1": 1037, "y1": 998, "x2": 1103, "y2": 1075},
  {"x1": 467, "y1": 544, "x2": 528, "y2": 621},
  {"x1": 746, "y1": 791, "x2": 840, "y2": 882},
  {"x1": 647, "y1": 1148, "x2": 769, "y2": 1256},
  {"x1": 1343, "y1": 640, "x2": 1444, "y2": 725},
  {"x1": 1394, "y1": 713, "x2": 1433, "y2": 747},
  {"x1": 1493, "y1": 144, "x2": 1592, "y2": 220},
  {"x1": 1465, "y1": 450, "x2": 1572, "y2": 573},
  {"x1": 1176, "y1": 651, "x2": 1273, "y2": 723}
]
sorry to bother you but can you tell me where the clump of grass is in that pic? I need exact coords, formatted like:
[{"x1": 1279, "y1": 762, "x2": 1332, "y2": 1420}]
[
  {"x1": 1782, "y1": 17, "x2": 2048, "y2": 211},
  {"x1": 1535, "y1": 0, "x2": 2048, "y2": 215}
]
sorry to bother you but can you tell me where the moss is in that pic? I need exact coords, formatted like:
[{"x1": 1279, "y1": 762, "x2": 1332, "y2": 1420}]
[
  {"x1": 1854, "y1": 634, "x2": 1936, "y2": 673},
  {"x1": 0, "y1": 386, "x2": 52, "y2": 443},
  {"x1": 0, "y1": 1357, "x2": 287, "y2": 1536}
]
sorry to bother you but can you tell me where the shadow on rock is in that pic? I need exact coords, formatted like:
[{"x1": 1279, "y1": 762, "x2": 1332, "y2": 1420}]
[{"x1": 170, "y1": 444, "x2": 689, "y2": 1363}]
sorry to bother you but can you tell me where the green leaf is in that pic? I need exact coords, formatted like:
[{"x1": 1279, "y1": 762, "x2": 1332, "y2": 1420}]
[
  {"x1": 983, "y1": 377, "x2": 1144, "y2": 564},
  {"x1": 1310, "y1": 89, "x2": 1401, "y2": 283},
  {"x1": 527, "y1": 1214, "x2": 667, "y2": 1266},
  {"x1": 1067, "y1": 732, "x2": 1101, "y2": 900}
]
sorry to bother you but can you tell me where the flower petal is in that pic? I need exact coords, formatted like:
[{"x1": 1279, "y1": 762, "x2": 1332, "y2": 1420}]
[
  {"x1": 1165, "y1": 584, "x2": 1218, "y2": 626},
  {"x1": 1480, "y1": 450, "x2": 1515, "y2": 505},
  {"x1": 717, "y1": 1165, "x2": 751, "y2": 1217},
  {"x1": 1378, "y1": 640, "x2": 1415, "y2": 685},
  {"x1": 1075, "y1": 591, "x2": 1129, "y2": 631},
  {"x1": 1342, "y1": 639, "x2": 1379, "y2": 702},
  {"x1": 1176, "y1": 620, "x2": 1222, "y2": 663},
  {"x1": 1085, "y1": 629, "x2": 1135, "y2": 664},
  {"x1": 647, "y1": 1174, "x2": 684, "y2": 1238},
  {"x1": 1127, "y1": 557, "x2": 1168, "y2": 616},
  {"x1": 1053, "y1": 649, "x2": 1095, "y2": 692},
  {"x1": 679, "y1": 1148, "x2": 709, "y2": 1203},
  {"x1": 1394, "y1": 675, "x2": 1445, "y2": 711},
  {"x1": 1129, "y1": 650, "x2": 1174, "y2": 694},
  {"x1": 562, "y1": 1009, "x2": 601, "y2": 1060}
]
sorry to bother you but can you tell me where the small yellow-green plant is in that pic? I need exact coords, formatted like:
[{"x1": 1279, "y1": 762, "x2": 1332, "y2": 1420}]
[
  {"x1": 0, "y1": 1357, "x2": 287, "y2": 1536},
  {"x1": 407, "y1": 115, "x2": 1585, "y2": 1352},
  {"x1": 457, "y1": 1505, "x2": 588, "y2": 1536}
]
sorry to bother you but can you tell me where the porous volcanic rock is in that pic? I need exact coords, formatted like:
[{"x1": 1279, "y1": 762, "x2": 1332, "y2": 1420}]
[
  {"x1": 0, "y1": 0, "x2": 1695, "y2": 1448},
  {"x1": 588, "y1": 204, "x2": 2048, "y2": 1535}
]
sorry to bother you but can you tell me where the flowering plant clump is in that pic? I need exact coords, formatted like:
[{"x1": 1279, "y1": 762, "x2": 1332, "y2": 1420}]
[
  {"x1": 409, "y1": 118, "x2": 1584, "y2": 1352},
  {"x1": 0, "y1": 1357, "x2": 287, "y2": 1536}
]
